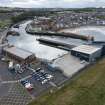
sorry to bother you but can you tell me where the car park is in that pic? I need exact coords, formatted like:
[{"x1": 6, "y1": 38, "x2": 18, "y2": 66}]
[
  {"x1": 32, "y1": 68, "x2": 53, "y2": 85},
  {"x1": 40, "y1": 71, "x2": 53, "y2": 79}
]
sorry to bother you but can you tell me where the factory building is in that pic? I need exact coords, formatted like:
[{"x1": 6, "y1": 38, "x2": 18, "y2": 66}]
[
  {"x1": 71, "y1": 45, "x2": 102, "y2": 62},
  {"x1": 3, "y1": 46, "x2": 36, "y2": 64}
]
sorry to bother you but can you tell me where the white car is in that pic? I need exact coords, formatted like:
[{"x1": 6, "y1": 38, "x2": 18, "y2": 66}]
[
  {"x1": 25, "y1": 83, "x2": 34, "y2": 91},
  {"x1": 41, "y1": 79, "x2": 48, "y2": 84},
  {"x1": 1, "y1": 58, "x2": 10, "y2": 62},
  {"x1": 46, "y1": 74, "x2": 53, "y2": 80}
]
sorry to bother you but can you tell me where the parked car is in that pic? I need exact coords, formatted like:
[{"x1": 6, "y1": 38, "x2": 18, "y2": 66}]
[
  {"x1": 8, "y1": 61, "x2": 14, "y2": 70},
  {"x1": 21, "y1": 80, "x2": 34, "y2": 91},
  {"x1": 32, "y1": 70, "x2": 53, "y2": 85},
  {"x1": 36, "y1": 68, "x2": 41, "y2": 72},
  {"x1": 13, "y1": 24, "x2": 19, "y2": 28},
  {"x1": 1, "y1": 57, "x2": 10, "y2": 62},
  {"x1": 80, "y1": 60, "x2": 86, "y2": 64},
  {"x1": 17, "y1": 68, "x2": 24, "y2": 74}
]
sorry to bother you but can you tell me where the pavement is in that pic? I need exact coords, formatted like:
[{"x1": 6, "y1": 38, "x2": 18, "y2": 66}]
[
  {"x1": 0, "y1": 59, "x2": 68, "y2": 104},
  {"x1": 53, "y1": 53, "x2": 89, "y2": 77},
  {"x1": 0, "y1": 61, "x2": 32, "y2": 105},
  {"x1": 0, "y1": 83, "x2": 32, "y2": 105},
  {"x1": 0, "y1": 29, "x2": 8, "y2": 44}
]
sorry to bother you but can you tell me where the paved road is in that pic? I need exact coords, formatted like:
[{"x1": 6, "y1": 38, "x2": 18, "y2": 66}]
[
  {"x1": 0, "y1": 29, "x2": 8, "y2": 44},
  {"x1": 1, "y1": 75, "x2": 32, "y2": 84}
]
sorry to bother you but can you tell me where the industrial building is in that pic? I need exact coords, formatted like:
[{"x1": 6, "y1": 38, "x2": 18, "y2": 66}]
[
  {"x1": 3, "y1": 46, "x2": 36, "y2": 64},
  {"x1": 71, "y1": 45, "x2": 102, "y2": 62},
  {"x1": 53, "y1": 54, "x2": 87, "y2": 77}
]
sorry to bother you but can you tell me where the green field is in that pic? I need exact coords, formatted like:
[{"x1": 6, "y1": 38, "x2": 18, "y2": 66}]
[
  {"x1": 0, "y1": 20, "x2": 11, "y2": 28},
  {"x1": 29, "y1": 58, "x2": 105, "y2": 105},
  {"x1": 97, "y1": 16, "x2": 105, "y2": 20}
]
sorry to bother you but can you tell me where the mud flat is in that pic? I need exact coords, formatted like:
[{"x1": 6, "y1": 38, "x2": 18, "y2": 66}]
[{"x1": 59, "y1": 26, "x2": 105, "y2": 41}]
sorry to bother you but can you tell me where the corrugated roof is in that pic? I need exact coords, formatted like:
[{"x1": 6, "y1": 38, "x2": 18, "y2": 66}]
[
  {"x1": 4, "y1": 46, "x2": 33, "y2": 59},
  {"x1": 71, "y1": 45, "x2": 101, "y2": 54}
]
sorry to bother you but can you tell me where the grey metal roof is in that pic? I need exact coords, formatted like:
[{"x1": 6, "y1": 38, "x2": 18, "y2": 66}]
[
  {"x1": 71, "y1": 45, "x2": 101, "y2": 54},
  {"x1": 4, "y1": 46, "x2": 33, "y2": 59}
]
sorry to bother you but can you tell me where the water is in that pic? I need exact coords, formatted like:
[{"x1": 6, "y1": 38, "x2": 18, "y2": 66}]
[{"x1": 7, "y1": 21, "x2": 67, "y2": 61}]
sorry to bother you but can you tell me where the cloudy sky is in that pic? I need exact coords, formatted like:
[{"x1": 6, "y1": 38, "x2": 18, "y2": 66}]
[{"x1": 0, "y1": 0, "x2": 105, "y2": 8}]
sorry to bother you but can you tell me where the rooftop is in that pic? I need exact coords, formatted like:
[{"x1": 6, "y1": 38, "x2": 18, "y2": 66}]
[
  {"x1": 53, "y1": 54, "x2": 87, "y2": 77},
  {"x1": 71, "y1": 45, "x2": 101, "y2": 54},
  {"x1": 4, "y1": 46, "x2": 34, "y2": 60}
]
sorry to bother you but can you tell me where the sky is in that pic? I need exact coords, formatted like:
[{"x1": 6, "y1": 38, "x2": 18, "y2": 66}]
[{"x1": 0, "y1": 0, "x2": 105, "y2": 8}]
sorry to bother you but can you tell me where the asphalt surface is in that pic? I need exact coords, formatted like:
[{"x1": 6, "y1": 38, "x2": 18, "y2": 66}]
[
  {"x1": 0, "y1": 61, "x2": 32, "y2": 105},
  {"x1": 0, "y1": 59, "x2": 68, "y2": 105},
  {"x1": 0, "y1": 23, "x2": 69, "y2": 104},
  {"x1": 0, "y1": 83, "x2": 32, "y2": 105}
]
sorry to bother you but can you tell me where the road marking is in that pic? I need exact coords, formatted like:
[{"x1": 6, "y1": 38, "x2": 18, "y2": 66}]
[
  {"x1": 19, "y1": 75, "x2": 31, "y2": 81},
  {"x1": 1, "y1": 81, "x2": 18, "y2": 84},
  {"x1": 1, "y1": 75, "x2": 32, "y2": 84},
  {"x1": 26, "y1": 67, "x2": 36, "y2": 72}
]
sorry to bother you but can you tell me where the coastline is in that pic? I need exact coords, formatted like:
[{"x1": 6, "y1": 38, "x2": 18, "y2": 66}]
[
  {"x1": 59, "y1": 25, "x2": 105, "y2": 31},
  {"x1": 25, "y1": 23, "x2": 94, "y2": 41}
]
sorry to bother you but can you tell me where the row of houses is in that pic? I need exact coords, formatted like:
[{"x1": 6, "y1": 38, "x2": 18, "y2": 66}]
[{"x1": 31, "y1": 11, "x2": 105, "y2": 32}]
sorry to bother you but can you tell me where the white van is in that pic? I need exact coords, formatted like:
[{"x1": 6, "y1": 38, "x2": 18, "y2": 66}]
[{"x1": 8, "y1": 61, "x2": 14, "y2": 70}]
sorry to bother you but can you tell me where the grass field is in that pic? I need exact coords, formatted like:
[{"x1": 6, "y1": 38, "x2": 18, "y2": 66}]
[
  {"x1": 29, "y1": 58, "x2": 105, "y2": 105},
  {"x1": 0, "y1": 20, "x2": 11, "y2": 28}
]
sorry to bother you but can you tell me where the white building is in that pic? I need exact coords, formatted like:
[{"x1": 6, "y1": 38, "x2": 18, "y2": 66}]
[{"x1": 71, "y1": 45, "x2": 102, "y2": 62}]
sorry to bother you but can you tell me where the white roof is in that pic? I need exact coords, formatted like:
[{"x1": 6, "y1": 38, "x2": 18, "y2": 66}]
[
  {"x1": 71, "y1": 45, "x2": 101, "y2": 55},
  {"x1": 4, "y1": 46, "x2": 33, "y2": 60}
]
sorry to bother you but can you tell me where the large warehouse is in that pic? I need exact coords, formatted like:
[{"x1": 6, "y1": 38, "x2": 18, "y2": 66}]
[
  {"x1": 3, "y1": 46, "x2": 36, "y2": 64},
  {"x1": 71, "y1": 45, "x2": 102, "y2": 62}
]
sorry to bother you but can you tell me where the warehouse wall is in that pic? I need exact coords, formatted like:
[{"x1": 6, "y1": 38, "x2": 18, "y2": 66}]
[
  {"x1": 71, "y1": 48, "x2": 102, "y2": 62},
  {"x1": 71, "y1": 50, "x2": 90, "y2": 62},
  {"x1": 90, "y1": 48, "x2": 102, "y2": 62}
]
